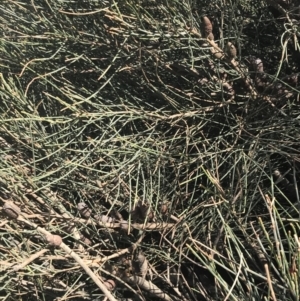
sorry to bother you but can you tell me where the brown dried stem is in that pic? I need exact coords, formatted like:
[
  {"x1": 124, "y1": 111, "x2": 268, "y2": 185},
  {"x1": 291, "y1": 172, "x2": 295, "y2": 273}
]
[{"x1": 13, "y1": 209, "x2": 118, "y2": 301}]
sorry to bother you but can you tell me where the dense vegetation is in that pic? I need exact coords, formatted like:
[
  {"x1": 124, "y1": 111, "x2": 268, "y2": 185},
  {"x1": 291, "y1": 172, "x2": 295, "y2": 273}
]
[{"x1": 0, "y1": 0, "x2": 300, "y2": 300}]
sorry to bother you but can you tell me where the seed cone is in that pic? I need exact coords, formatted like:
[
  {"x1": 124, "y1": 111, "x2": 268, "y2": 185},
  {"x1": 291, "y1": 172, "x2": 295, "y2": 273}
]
[
  {"x1": 133, "y1": 252, "x2": 148, "y2": 277},
  {"x1": 103, "y1": 279, "x2": 116, "y2": 291},
  {"x1": 80, "y1": 235, "x2": 92, "y2": 246},
  {"x1": 77, "y1": 202, "x2": 92, "y2": 218},
  {"x1": 160, "y1": 203, "x2": 168, "y2": 215},
  {"x1": 201, "y1": 16, "x2": 213, "y2": 38},
  {"x1": 3, "y1": 201, "x2": 21, "y2": 219},
  {"x1": 46, "y1": 234, "x2": 62, "y2": 247},
  {"x1": 250, "y1": 57, "x2": 264, "y2": 73},
  {"x1": 225, "y1": 42, "x2": 237, "y2": 60}
]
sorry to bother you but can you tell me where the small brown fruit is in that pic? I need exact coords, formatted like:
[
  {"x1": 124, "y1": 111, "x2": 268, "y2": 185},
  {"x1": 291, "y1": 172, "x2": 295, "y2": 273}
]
[
  {"x1": 201, "y1": 16, "x2": 213, "y2": 38},
  {"x1": 250, "y1": 57, "x2": 264, "y2": 73},
  {"x1": 103, "y1": 279, "x2": 116, "y2": 291},
  {"x1": 46, "y1": 234, "x2": 62, "y2": 247},
  {"x1": 80, "y1": 235, "x2": 92, "y2": 246},
  {"x1": 160, "y1": 203, "x2": 168, "y2": 215},
  {"x1": 225, "y1": 42, "x2": 237, "y2": 60},
  {"x1": 3, "y1": 201, "x2": 21, "y2": 219},
  {"x1": 211, "y1": 48, "x2": 225, "y2": 60},
  {"x1": 120, "y1": 255, "x2": 131, "y2": 267},
  {"x1": 77, "y1": 202, "x2": 92, "y2": 218},
  {"x1": 133, "y1": 252, "x2": 148, "y2": 277}
]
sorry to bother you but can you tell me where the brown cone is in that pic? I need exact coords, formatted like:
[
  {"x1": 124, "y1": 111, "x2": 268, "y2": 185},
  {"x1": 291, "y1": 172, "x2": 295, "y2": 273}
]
[
  {"x1": 3, "y1": 201, "x2": 21, "y2": 219},
  {"x1": 225, "y1": 42, "x2": 237, "y2": 60},
  {"x1": 201, "y1": 16, "x2": 213, "y2": 38}
]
